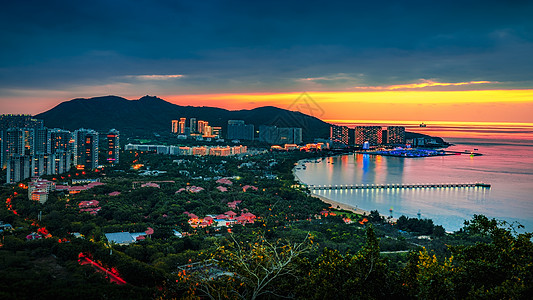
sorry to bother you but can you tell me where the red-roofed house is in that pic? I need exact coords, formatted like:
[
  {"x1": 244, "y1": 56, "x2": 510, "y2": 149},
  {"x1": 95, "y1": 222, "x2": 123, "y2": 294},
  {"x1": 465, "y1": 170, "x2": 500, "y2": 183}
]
[
  {"x1": 227, "y1": 200, "x2": 242, "y2": 209},
  {"x1": 241, "y1": 212, "x2": 256, "y2": 221},
  {"x1": 216, "y1": 178, "x2": 233, "y2": 185},
  {"x1": 204, "y1": 216, "x2": 214, "y2": 225},
  {"x1": 108, "y1": 191, "x2": 121, "y2": 196},
  {"x1": 79, "y1": 200, "x2": 100, "y2": 208},
  {"x1": 141, "y1": 182, "x2": 160, "y2": 188},
  {"x1": 242, "y1": 185, "x2": 258, "y2": 192},
  {"x1": 224, "y1": 211, "x2": 237, "y2": 219},
  {"x1": 216, "y1": 186, "x2": 228, "y2": 192},
  {"x1": 145, "y1": 227, "x2": 154, "y2": 236},
  {"x1": 235, "y1": 216, "x2": 247, "y2": 224}
]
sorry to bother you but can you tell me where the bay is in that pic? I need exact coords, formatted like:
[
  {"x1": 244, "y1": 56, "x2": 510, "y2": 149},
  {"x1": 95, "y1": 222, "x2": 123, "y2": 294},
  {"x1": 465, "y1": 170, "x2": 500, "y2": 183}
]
[{"x1": 295, "y1": 123, "x2": 533, "y2": 232}]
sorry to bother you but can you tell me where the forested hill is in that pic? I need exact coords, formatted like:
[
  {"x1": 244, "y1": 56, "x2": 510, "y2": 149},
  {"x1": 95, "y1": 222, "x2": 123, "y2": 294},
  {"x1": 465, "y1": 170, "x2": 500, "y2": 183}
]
[{"x1": 35, "y1": 95, "x2": 331, "y2": 140}]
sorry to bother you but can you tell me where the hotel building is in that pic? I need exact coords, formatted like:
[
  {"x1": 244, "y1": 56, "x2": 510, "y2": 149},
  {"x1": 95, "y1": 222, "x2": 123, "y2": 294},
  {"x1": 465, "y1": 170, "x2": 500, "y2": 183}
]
[{"x1": 355, "y1": 126, "x2": 383, "y2": 145}]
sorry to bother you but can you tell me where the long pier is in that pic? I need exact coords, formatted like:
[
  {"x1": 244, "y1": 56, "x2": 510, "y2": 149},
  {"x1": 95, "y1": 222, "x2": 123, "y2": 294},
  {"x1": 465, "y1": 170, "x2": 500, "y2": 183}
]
[{"x1": 308, "y1": 183, "x2": 491, "y2": 190}]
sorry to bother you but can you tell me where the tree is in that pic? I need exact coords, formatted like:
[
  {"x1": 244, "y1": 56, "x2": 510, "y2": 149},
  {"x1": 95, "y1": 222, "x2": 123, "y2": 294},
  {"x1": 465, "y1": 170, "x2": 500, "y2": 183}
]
[
  {"x1": 183, "y1": 233, "x2": 314, "y2": 300},
  {"x1": 304, "y1": 226, "x2": 398, "y2": 299}
]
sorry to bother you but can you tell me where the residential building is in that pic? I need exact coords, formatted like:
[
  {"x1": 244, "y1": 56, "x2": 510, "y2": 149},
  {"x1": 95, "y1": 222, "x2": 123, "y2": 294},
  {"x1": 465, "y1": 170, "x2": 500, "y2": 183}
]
[
  {"x1": 6, "y1": 155, "x2": 31, "y2": 183},
  {"x1": 34, "y1": 127, "x2": 50, "y2": 154},
  {"x1": 330, "y1": 125, "x2": 349, "y2": 146},
  {"x1": 107, "y1": 129, "x2": 120, "y2": 165},
  {"x1": 189, "y1": 118, "x2": 197, "y2": 134},
  {"x1": 387, "y1": 126, "x2": 406, "y2": 145},
  {"x1": 73, "y1": 129, "x2": 99, "y2": 169},
  {"x1": 198, "y1": 120, "x2": 208, "y2": 135},
  {"x1": 171, "y1": 120, "x2": 179, "y2": 133},
  {"x1": 50, "y1": 129, "x2": 71, "y2": 154},
  {"x1": 355, "y1": 126, "x2": 383, "y2": 145},
  {"x1": 227, "y1": 120, "x2": 254, "y2": 141},
  {"x1": 258, "y1": 125, "x2": 302, "y2": 144},
  {"x1": 178, "y1": 118, "x2": 186, "y2": 134}
]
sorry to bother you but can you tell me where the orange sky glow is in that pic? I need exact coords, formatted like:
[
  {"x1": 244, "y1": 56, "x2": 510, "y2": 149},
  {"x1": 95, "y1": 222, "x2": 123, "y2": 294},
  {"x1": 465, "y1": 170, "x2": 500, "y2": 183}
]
[{"x1": 162, "y1": 89, "x2": 533, "y2": 124}]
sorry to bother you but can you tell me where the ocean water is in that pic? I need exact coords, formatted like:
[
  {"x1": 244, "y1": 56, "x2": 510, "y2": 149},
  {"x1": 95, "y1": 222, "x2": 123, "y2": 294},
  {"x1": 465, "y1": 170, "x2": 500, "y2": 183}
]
[{"x1": 295, "y1": 122, "x2": 533, "y2": 232}]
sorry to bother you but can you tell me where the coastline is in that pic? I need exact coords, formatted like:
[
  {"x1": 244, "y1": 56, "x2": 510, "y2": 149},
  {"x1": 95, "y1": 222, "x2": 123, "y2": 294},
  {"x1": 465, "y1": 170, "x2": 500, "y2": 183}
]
[
  {"x1": 311, "y1": 193, "x2": 370, "y2": 216},
  {"x1": 293, "y1": 165, "x2": 397, "y2": 221}
]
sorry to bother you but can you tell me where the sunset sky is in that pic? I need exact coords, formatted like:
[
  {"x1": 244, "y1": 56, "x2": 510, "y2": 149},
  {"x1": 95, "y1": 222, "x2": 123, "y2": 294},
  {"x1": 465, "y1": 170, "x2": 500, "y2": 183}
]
[{"x1": 1, "y1": 0, "x2": 532, "y2": 123}]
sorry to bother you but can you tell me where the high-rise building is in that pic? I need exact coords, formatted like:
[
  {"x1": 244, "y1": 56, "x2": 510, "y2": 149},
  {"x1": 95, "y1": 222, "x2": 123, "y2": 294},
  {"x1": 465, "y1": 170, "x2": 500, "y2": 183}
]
[
  {"x1": 189, "y1": 118, "x2": 197, "y2": 134},
  {"x1": 73, "y1": 129, "x2": 99, "y2": 169},
  {"x1": 204, "y1": 125, "x2": 212, "y2": 137},
  {"x1": 52, "y1": 151, "x2": 71, "y2": 175},
  {"x1": 355, "y1": 126, "x2": 382, "y2": 145},
  {"x1": 5, "y1": 128, "x2": 25, "y2": 158},
  {"x1": 387, "y1": 126, "x2": 405, "y2": 145},
  {"x1": 50, "y1": 129, "x2": 71, "y2": 154},
  {"x1": 107, "y1": 129, "x2": 120, "y2": 165},
  {"x1": 198, "y1": 120, "x2": 208, "y2": 135},
  {"x1": 0, "y1": 115, "x2": 43, "y2": 167},
  {"x1": 6, "y1": 155, "x2": 31, "y2": 184},
  {"x1": 178, "y1": 118, "x2": 186, "y2": 134},
  {"x1": 34, "y1": 127, "x2": 50, "y2": 154},
  {"x1": 258, "y1": 126, "x2": 302, "y2": 144},
  {"x1": 171, "y1": 120, "x2": 179, "y2": 133},
  {"x1": 227, "y1": 120, "x2": 254, "y2": 141},
  {"x1": 330, "y1": 125, "x2": 349, "y2": 146},
  {"x1": 31, "y1": 153, "x2": 54, "y2": 177}
]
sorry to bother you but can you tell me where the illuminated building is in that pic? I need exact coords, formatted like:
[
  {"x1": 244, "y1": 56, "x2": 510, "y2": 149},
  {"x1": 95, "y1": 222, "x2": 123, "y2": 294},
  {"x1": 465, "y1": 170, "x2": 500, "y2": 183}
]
[
  {"x1": 189, "y1": 118, "x2": 197, "y2": 134},
  {"x1": 204, "y1": 125, "x2": 213, "y2": 137},
  {"x1": 192, "y1": 146, "x2": 208, "y2": 156},
  {"x1": 52, "y1": 151, "x2": 71, "y2": 174},
  {"x1": 107, "y1": 129, "x2": 119, "y2": 165},
  {"x1": 330, "y1": 125, "x2": 349, "y2": 146},
  {"x1": 227, "y1": 120, "x2": 254, "y2": 141},
  {"x1": 50, "y1": 129, "x2": 71, "y2": 154},
  {"x1": 212, "y1": 127, "x2": 222, "y2": 138},
  {"x1": 355, "y1": 126, "x2": 382, "y2": 145},
  {"x1": 387, "y1": 126, "x2": 405, "y2": 145},
  {"x1": 34, "y1": 128, "x2": 50, "y2": 154},
  {"x1": 209, "y1": 146, "x2": 231, "y2": 156},
  {"x1": 6, "y1": 155, "x2": 31, "y2": 183},
  {"x1": 171, "y1": 120, "x2": 179, "y2": 133},
  {"x1": 73, "y1": 129, "x2": 99, "y2": 169},
  {"x1": 198, "y1": 120, "x2": 208, "y2": 135},
  {"x1": 179, "y1": 118, "x2": 186, "y2": 134},
  {"x1": 5, "y1": 128, "x2": 25, "y2": 157},
  {"x1": 31, "y1": 153, "x2": 54, "y2": 177},
  {"x1": 0, "y1": 114, "x2": 43, "y2": 167}
]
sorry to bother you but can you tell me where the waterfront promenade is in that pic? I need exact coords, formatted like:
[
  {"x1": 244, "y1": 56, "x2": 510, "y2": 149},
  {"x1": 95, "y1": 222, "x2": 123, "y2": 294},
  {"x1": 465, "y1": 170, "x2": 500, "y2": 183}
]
[{"x1": 308, "y1": 182, "x2": 491, "y2": 191}]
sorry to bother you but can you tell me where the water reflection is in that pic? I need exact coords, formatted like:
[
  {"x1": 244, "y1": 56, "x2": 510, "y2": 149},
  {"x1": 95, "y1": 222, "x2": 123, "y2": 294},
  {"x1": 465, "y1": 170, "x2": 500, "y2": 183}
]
[{"x1": 297, "y1": 142, "x2": 533, "y2": 232}]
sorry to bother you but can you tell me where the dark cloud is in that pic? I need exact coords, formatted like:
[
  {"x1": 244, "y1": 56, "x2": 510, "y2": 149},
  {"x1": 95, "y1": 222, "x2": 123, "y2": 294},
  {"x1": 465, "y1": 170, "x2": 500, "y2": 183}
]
[{"x1": 1, "y1": 0, "x2": 532, "y2": 94}]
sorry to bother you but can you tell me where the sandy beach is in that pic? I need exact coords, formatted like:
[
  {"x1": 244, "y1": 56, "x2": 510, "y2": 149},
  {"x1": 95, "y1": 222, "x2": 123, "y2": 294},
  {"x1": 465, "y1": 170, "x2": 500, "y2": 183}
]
[
  {"x1": 294, "y1": 167, "x2": 396, "y2": 221},
  {"x1": 312, "y1": 193, "x2": 371, "y2": 216}
]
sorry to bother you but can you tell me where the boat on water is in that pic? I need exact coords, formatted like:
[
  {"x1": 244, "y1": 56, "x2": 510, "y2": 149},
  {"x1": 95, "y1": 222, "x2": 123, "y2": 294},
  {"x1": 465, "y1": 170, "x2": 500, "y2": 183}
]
[{"x1": 419, "y1": 123, "x2": 427, "y2": 127}]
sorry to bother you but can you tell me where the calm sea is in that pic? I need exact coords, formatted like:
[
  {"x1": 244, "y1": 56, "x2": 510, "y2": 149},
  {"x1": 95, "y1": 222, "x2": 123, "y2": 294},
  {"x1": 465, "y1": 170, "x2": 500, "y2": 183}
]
[{"x1": 295, "y1": 122, "x2": 533, "y2": 232}]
